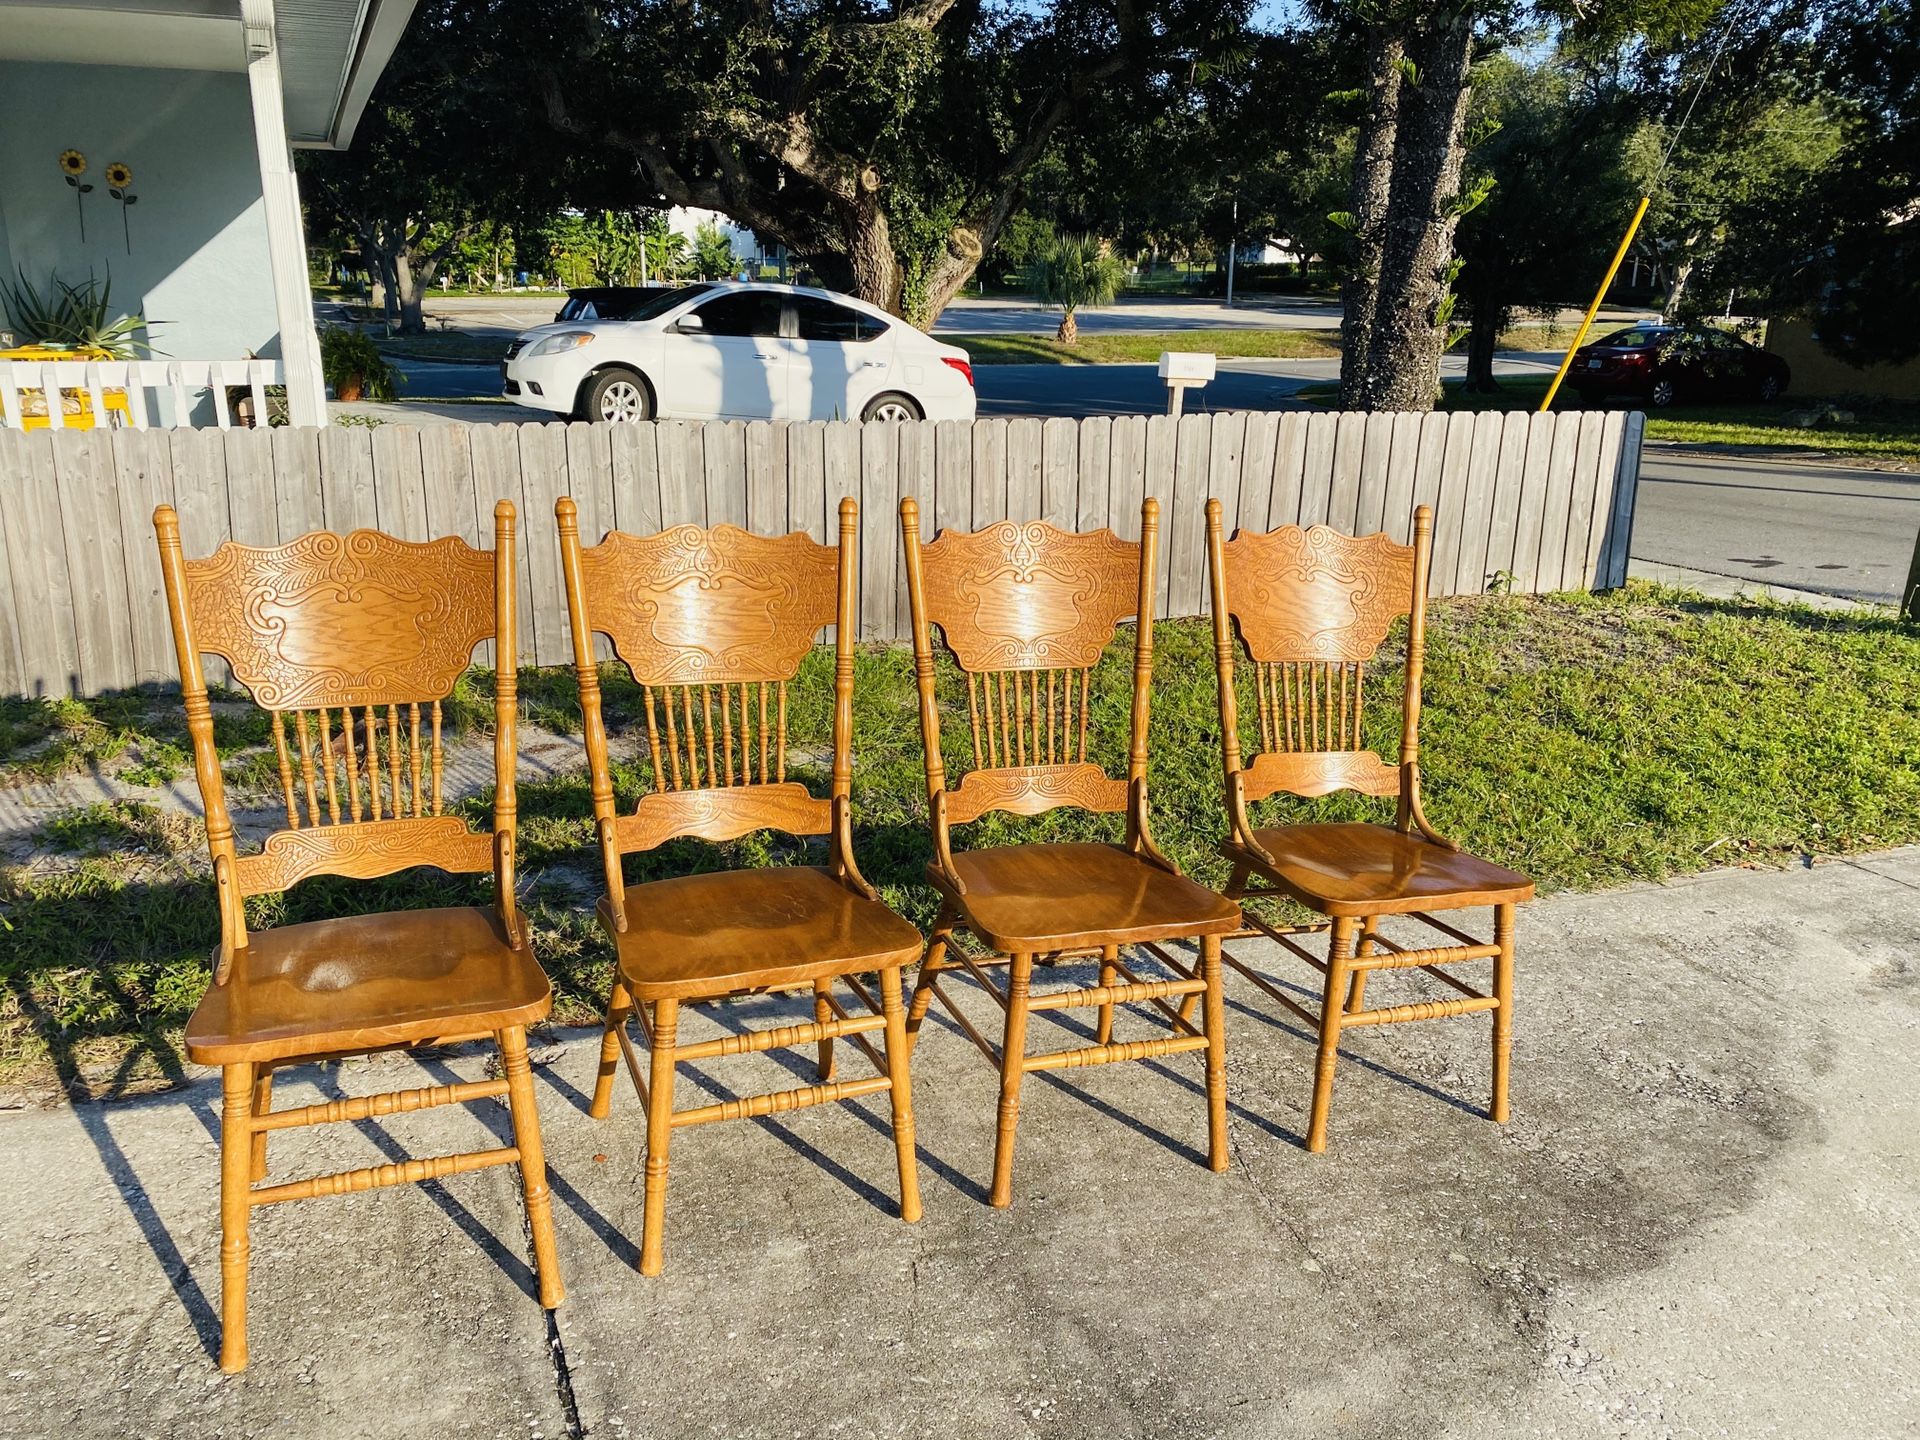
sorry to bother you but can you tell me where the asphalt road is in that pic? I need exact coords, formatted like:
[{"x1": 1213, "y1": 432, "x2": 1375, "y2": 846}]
[{"x1": 1630, "y1": 448, "x2": 1916, "y2": 604}]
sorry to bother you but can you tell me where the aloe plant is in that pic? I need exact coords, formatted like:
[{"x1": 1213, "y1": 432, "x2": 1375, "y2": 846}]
[{"x1": 0, "y1": 269, "x2": 157, "y2": 357}]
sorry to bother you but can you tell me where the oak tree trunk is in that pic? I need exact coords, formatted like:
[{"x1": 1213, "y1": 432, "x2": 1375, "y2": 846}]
[
  {"x1": 1339, "y1": 27, "x2": 1406, "y2": 407},
  {"x1": 1359, "y1": 8, "x2": 1476, "y2": 412},
  {"x1": 1464, "y1": 307, "x2": 1501, "y2": 391}
]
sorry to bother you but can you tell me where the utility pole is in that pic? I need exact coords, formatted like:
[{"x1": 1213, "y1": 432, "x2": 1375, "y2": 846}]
[{"x1": 1225, "y1": 195, "x2": 1238, "y2": 308}]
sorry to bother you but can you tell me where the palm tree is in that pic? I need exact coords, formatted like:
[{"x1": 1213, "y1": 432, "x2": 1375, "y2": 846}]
[
  {"x1": 643, "y1": 216, "x2": 687, "y2": 282},
  {"x1": 1023, "y1": 234, "x2": 1126, "y2": 343}
]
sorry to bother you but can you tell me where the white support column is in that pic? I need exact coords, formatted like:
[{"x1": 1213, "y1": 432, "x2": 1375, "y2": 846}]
[{"x1": 241, "y1": 0, "x2": 327, "y2": 428}]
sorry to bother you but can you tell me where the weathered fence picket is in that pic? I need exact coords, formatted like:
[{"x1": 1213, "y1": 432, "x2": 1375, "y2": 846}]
[{"x1": 0, "y1": 409, "x2": 1641, "y2": 698}]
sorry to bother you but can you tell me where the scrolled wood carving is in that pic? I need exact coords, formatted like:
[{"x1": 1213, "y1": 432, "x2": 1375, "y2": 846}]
[
  {"x1": 944, "y1": 761, "x2": 1129, "y2": 825},
  {"x1": 233, "y1": 815, "x2": 493, "y2": 896},
  {"x1": 616, "y1": 781, "x2": 832, "y2": 852},
  {"x1": 185, "y1": 531, "x2": 495, "y2": 709},
  {"x1": 579, "y1": 524, "x2": 837, "y2": 685},
  {"x1": 1241, "y1": 749, "x2": 1400, "y2": 803},
  {"x1": 1224, "y1": 525, "x2": 1415, "y2": 663},
  {"x1": 921, "y1": 521, "x2": 1141, "y2": 671}
]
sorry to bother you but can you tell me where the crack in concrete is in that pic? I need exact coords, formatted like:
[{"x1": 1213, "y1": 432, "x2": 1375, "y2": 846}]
[{"x1": 1225, "y1": 1085, "x2": 1329, "y2": 1285}]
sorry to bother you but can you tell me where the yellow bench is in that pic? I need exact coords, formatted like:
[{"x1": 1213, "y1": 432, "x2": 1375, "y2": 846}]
[{"x1": 0, "y1": 345, "x2": 134, "y2": 430}]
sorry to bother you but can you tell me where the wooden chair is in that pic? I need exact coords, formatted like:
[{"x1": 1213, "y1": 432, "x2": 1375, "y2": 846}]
[
  {"x1": 557, "y1": 495, "x2": 923, "y2": 1277},
  {"x1": 152, "y1": 501, "x2": 562, "y2": 1374},
  {"x1": 1199, "y1": 500, "x2": 1534, "y2": 1153},
  {"x1": 898, "y1": 497, "x2": 1241, "y2": 1207}
]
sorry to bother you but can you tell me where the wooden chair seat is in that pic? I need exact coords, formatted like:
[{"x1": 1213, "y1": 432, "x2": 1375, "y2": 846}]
[
  {"x1": 601, "y1": 866, "x2": 924, "y2": 1001},
  {"x1": 935, "y1": 841, "x2": 1242, "y2": 955},
  {"x1": 1229, "y1": 823, "x2": 1534, "y2": 918},
  {"x1": 185, "y1": 907, "x2": 551, "y2": 1066}
]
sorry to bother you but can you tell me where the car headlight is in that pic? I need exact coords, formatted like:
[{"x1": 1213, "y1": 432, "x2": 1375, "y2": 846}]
[{"x1": 525, "y1": 331, "x2": 596, "y2": 358}]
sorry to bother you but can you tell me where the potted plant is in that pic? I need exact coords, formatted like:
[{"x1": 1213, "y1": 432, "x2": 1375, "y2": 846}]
[{"x1": 319, "y1": 325, "x2": 399, "y2": 402}]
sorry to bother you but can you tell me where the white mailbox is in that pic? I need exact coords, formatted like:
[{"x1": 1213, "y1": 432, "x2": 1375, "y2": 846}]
[
  {"x1": 1158, "y1": 350, "x2": 1216, "y2": 418},
  {"x1": 1158, "y1": 351, "x2": 1217, "y2": 382}
]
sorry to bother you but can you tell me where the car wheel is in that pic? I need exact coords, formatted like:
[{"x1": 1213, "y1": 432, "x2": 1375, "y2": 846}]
[
  {"x1": 1756, "y1": 374, "x2": 1782, "y2": 402},
  {"x1": 1577, "y1": 388, "x2": 1605, "y2": 407},
  {"x1": 1648, "y1": 377, "x2": 1677, "y2": 408},
  {"x1": 580, "y1": 368, "x2": 651, "y2": 423},
  {"x1": 861, "y1": 392, "x2": 922, "y2": 423}
]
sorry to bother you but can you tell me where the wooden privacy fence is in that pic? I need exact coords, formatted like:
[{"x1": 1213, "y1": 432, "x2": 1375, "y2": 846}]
[{"x1": 0, "y1": 408, "x2": 1643, "y2": 698}]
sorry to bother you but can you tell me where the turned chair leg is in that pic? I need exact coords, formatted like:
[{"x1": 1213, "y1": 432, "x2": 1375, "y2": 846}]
[
  {"x1": 248, "y1": 1067, "x2": 274, "y2": 1182},
  {"x1": 988, "y1": 953, "x2": 1034, "y2": 1208},
  {"x1": 904, "y1": 900, "x2": 959, "y2": 1051},
  {"x1": 1179, "y1": 864, "x2": 1246, "y2": 1029},
  {"x1": 1345, "y1": 917, "x2": 1377, "y2": 1015},
  {"x1": 589, "y1": 977, "x2": 634, "y2": 1120},
  {"x1": 814, "y1": 980, "x2": 836, "y2": 1080},
  {"x1": 1095, "y1": 944, "x2": 1119, "y2": 1045},
  {"x1": 1307, "y1": 917, "x2": 1357, "y2": 1154},
  {"x1": 879, "y1": 965, "x2": 923, "y2": 1223},
  {"x1": 218, "y1": 1061, "x2": 255, "y2": 1373},
  {"x1": 499, "y1": 1025, "x2": 564, "y2": 1308},
  {"x1": 1200, "y1": 933, "x2": 1229, "y2": 1172},
  {"x1": 639, "y1": 999, "x2": 679, "y2": 1276},
  {"x1": 1491, "y1": 903, "x2": 1516, "y2": 1124}
]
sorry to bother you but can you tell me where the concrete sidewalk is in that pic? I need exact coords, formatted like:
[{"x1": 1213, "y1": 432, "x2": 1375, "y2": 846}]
[{"x1": 2, "y1": 852, "x2": 1916, "y2": 1439}]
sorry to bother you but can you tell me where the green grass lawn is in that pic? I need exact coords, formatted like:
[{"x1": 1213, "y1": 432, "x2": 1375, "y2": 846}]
[
  {"x1": 1388, "y1": 375, "x2": 1920, "y2": 464},
  {"x1": 946, "y1": 324, "x2": 1564, "y2": 367},
  {"x1": 3, "y1": 585, "x2": 1916, "y2": 1092}
]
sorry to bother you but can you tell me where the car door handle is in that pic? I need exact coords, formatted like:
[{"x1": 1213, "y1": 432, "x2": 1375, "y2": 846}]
[{"x1": 860, "y1": 359, "x2": 885, "y2": 369}]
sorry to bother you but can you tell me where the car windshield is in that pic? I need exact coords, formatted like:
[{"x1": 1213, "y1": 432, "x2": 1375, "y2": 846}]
[
  {"x1": 1593, "y1": 328, "x2": 1667, "y2": 349},
  {"x1": 628, "y1": 284, "x2": 714, "y2": 322}
]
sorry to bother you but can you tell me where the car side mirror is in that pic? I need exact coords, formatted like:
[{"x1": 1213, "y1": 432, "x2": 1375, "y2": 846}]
[{"x1": 675, "y1": 313, "x2": 706, "y2": 334}]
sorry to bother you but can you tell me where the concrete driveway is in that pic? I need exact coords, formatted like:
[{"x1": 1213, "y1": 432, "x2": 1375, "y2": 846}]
[{"x1": 3, "y1": 851, "x2": 1916, "y2": 1438}]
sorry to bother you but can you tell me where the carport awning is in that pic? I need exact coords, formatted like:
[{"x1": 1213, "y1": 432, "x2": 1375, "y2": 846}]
[{"x1": 0, "y1": 0, "x2": 418, "y2": 148}]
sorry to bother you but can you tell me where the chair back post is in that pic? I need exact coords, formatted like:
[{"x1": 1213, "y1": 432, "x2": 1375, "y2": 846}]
[
  {"x1": 898, "y1": 496, "x2": 962, "y2": 889},
  {"x1": 1204, "y1": 498, "x2": 1260, "y2": 856},
  {"x1": 1123, "y1": 496, "x2": 1165, "y2": 863},
  {"x1": 555, "y1": 495, "x2": 627, "y2": 929},
  {"x1": 154, "y1": 502, "x2": 247, "y2": 969},
  {"x1": 1398, "y1": 502, "x2": 1435, "y2": 836},
  {"x1": 829, "y1": 497, "x2": 874, "y2": 895},
  {"x1": 491, "y1": 500, "x2": 519, "y2": 933}
]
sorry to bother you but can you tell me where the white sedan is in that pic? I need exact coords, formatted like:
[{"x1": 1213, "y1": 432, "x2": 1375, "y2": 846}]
[{"x1": 501, "y1": 281, "x2": 976, "y2": 424}]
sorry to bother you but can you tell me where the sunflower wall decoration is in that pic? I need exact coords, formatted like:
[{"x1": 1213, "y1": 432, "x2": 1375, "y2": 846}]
[
  {"x1": 105, "y1": 163, "x2": 139, "y2": 254},
  {"x1": 59, "y1": 150, "x2": 93, "y2": 241}
]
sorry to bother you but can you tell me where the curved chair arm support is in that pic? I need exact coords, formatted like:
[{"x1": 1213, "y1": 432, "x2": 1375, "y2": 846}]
[
  {"x1": 1406, "y1": 775, "x2": 1460, "y2": 852},
  {"x1": 928, "y1": 789, "x2": 967, "y2": 895},
  {"x1": 596, "y1": 815, "x2": 629, "y2": 932},
  {"x1": 1125, "y1": 777, "x2": 1181, "y2": 876},
  {"x1": 831, "y1": 795, "x2": 881, "y2": 902},
  {"x1": 494, "y1": 829, "x2": 519, "y2": 934},
  {"x1": 1223, "y1": 771, "x2": 1275, "y2": 868},
  {"x1": 211, "y1": 853, "x2": 245, "y2": 981}
]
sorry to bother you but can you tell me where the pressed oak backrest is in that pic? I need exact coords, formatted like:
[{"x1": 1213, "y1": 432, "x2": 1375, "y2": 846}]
[
  {"x1": 154, "y1": 503, "x2": 520, "y2": 971},
  {"x1": 1206, "y1": 500, "x2": 1433, "y2": 820},
  {"x1": 900, "y1": 498, "x2": 1161, "y2": 833},
  {"x1": 556, "y1": 497, "x2": 856, "y2": 888}
]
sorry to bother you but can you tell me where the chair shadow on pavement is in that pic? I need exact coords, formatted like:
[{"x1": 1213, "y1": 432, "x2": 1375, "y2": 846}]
[{"x1": 2, "y1": 872, "x2": 226, "y2": 1360}]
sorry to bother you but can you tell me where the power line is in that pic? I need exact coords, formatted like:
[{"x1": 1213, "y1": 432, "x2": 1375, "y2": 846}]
[{"x1": 1656, "y1": 0, "x2": 1748, "y2": 182}]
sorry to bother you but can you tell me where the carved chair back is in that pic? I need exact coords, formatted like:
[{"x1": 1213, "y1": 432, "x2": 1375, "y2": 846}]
[
  {"x1": 1206, "y1": 500, "x2": 1433, "y2": 833},
  {"x1": 556, "y1": 497, "x2": 863, "y2": 920},
  {"x1": 900, "y1": 498, "x2": 1163, "y2": 872},
  {"x1": 153, "y1": 503, "x2": 521, "y2": 973}
]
